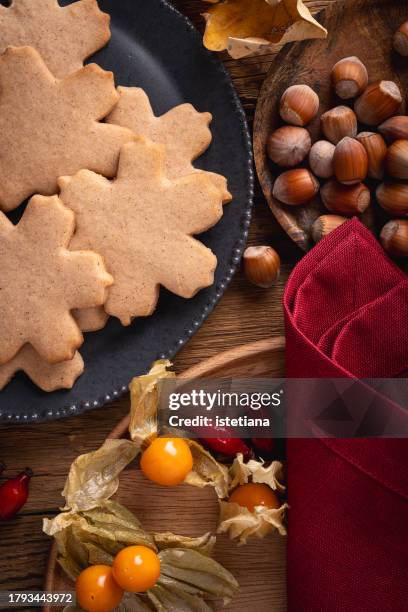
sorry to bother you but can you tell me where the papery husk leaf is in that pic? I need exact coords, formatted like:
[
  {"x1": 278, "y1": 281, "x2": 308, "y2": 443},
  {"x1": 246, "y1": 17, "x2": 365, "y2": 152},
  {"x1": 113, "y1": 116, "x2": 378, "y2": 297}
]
[
  {"x1": 44, "y1": 501, "x2": 157, "y2": 583},
  {"x1": 218, "y1": 500, "x2": 288, "y2": 544},
  {"x1": 159, "y1": 548, "x2": 239, "y2": 604},
  {"x1": 184, "y1": 440, "x2": 229, "y2": 499},
  {"x1": 153, "y1": 531, "x2": 216, "y2": 556},
  {"x1": 148, "y1": 583, "x2": 212, "y2": 611},
  {"x1": 203, "y1": 0, "x2": 327, "y2": 59},
  {"x1": 129, "y1": 359, "x2": 175, "y2": 446},
  {"x1": 229, "y1": 453, "x2": 285, "y2": 492},
  {"x1": 61, "y1": 439, "x2": 138, "y2": 512},
  {"x1": 116, "y1": 592, "x2": 152, "y2": 611}
]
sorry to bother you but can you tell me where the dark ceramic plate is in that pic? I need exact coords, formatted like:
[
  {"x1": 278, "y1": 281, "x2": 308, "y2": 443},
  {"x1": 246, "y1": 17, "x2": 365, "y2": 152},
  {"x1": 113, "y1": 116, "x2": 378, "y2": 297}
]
[{"x1": 0, "y1": 0, "x2": 253, "y2": 423}]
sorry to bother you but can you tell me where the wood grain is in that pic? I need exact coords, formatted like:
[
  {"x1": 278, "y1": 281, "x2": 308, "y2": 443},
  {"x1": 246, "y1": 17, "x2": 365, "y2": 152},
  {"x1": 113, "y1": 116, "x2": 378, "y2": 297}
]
[
  {"x1": 254, "y1": 0, "x2": 408, "y2": 250},
  {"x1": 0, "y1": 0, "x2": 323, "y2": 605},
  {"x1": 45, "y1": 338, "x2": 286, "y2": 612}
]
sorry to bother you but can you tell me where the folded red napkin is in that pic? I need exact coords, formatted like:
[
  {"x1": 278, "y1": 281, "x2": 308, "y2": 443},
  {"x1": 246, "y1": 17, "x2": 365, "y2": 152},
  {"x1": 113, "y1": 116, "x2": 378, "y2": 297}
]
[{"x1": 284, "y1": 218, "x2": 408, "y2": 611}]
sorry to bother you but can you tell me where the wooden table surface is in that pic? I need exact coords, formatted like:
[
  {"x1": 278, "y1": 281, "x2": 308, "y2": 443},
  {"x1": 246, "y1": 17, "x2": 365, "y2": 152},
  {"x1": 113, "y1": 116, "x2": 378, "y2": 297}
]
[{"x1": 0, "y1": 0, "x2": 329, "y2": 604}]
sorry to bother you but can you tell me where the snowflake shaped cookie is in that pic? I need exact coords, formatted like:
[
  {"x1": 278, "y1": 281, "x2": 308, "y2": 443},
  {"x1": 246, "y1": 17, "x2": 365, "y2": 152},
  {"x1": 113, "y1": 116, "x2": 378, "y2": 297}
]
[
  {"x1": 0, "y1": 46, "x2": 134, "y2": 211},
  {"x1": 0, "y1": 0, "x2": 110, "y2": 78},
  {"x1": 0, "y1": 346, "x2": 84, "y2": 392},
  {"x1": 107, "y1": 87, "x2": 231, "y2": 202},
  {"x1": 0, "y1": 194, "x2": 112, "y2": 364},
  {"x1": 59, "y1": 138, "x2": 224, "y2": 326}
]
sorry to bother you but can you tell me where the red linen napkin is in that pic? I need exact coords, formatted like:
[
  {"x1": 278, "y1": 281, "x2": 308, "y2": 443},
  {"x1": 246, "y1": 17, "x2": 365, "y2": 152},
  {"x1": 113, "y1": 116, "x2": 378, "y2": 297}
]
[{"x1": 284, "y1": 218, "x2": 408, "y2": 611}]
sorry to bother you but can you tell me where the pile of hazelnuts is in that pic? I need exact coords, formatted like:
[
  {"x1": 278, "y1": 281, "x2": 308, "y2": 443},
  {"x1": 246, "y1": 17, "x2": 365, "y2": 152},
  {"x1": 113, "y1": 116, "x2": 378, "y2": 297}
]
[{"x1": 266, "y1": 21, "x2": 408, "y2": 259}]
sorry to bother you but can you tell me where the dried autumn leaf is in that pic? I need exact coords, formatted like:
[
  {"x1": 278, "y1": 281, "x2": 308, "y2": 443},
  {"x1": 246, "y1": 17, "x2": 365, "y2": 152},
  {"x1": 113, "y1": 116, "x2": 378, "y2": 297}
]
[
  {"x1": 61, "y1": 439, "x2": 139, "y2": 512},
  {"x1": 129, "y1": 359, "x2": 175, "y2": 446},
  {"x1": 203, "y1": 0, "x2": 327, "y2": 59}
]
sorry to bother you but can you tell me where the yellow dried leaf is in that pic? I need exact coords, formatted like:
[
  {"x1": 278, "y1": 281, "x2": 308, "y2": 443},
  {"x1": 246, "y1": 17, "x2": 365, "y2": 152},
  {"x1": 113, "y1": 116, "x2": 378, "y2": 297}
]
[{"x1": 202, "y1": 0, "x2": 327, "y2": 59}]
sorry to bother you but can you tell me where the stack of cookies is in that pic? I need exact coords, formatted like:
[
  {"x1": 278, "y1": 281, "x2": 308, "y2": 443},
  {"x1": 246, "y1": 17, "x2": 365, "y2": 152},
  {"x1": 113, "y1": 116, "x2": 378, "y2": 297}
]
[{"x1": 0, "y1": 0, "x2": 230, "y2": 392}]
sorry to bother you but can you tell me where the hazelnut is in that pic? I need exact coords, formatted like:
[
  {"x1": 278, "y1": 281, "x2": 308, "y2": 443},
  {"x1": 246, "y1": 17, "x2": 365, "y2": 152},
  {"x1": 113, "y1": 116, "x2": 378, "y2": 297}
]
[
  {"x1": 380, "y1": 220, "x2": 408, "y2": 257},
  {"x1": 354, "y1": 80, "x2": 402, "y2": 126},
  {"x1": 320, "y1": 179, "x2": 370, "y2": 215},
  {"x1": 279, "y1": 84, "x2": 319, "y2": 126},
  {"x1": 243, "y1": 246, "x2": 280, "y2": 288},
  {"x1": 356, "y1": 132, "x2": 387, "y2": 179},
  {"x1": 311, "y1": 214, "x2": 347, "y2": 242},
  {"x1": 321, "y1": 106, "x2": 357, "y2": 144},
  {"x1": 333, "y1": 137, "x2": 368, "y2": 185},
  {"x1": 308, "y1": 140, "x2": 335, "y2": 178},
  {"x1": 378, "y1": 116, "x2": 408, "y2": 141},
  {"x1": 386, "y1": 139, "x2": 408, "y2": 179},
  {"x1": 273, "y1": 168, "x2": 319, "y2": 206},
  {"x1": 266, "y1": 126, "x2": 311, "y2": 167},
  {"x1": 393, "y1": 21, "x2": 408, "y2": 57},
  {"x1": 376, "y1": 182, "x2": 408, "y2": 216},
  {"x1": 331, "y1": 56, "x2": 368, "y2": 99}
]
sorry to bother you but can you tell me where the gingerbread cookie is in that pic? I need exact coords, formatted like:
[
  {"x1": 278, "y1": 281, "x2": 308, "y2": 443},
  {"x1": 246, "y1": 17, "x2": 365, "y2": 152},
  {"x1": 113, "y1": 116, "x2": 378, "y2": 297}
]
[
  {"x1": 0, "y1": 46, "x2": 135, "y2": 212},
  {"x1": 0, "y1": 0, "x2": 110, "y2": 78},
  {"x1": 107, "y1": 87, "x2": 231, "y2": 202},
  {"x1": 59, "y1": 138, "x2": 224, "y2": 326},
  {"x1": 73, "y1": 306, "x2": 109, "y2": 332},
  {"x1": 0, "y1": 346, "x2": 84, "y2": 392},
  {"x1": 0, "y1": 194, "x2": 113, "y2": 365}
]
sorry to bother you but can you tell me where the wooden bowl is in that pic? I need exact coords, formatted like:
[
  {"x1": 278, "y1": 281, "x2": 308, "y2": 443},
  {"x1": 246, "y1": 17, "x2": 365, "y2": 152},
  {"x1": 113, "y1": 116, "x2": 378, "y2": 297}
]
[
  {"x1": 254, "y1": 0, "x2": 408, "y2": 251},
  {"x1": 44, "y1": 337, "x2": 286, "y2": 612}
]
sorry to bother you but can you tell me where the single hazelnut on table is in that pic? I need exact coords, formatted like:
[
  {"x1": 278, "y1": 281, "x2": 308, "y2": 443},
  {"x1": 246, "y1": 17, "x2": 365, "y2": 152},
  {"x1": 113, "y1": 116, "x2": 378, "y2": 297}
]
[
  {"x1": 378, "y1": 116, "x2": 408, "y2": 141},
  {"x1": 266, "y1": 126, "x2": 311, "y2": 167},
  {"x1": 393, "y1": 21, "x2": 408, "y2": 57},
  {"x1": 386, "y1": 140, "x2": 408, "y2": 180},
  {"x1": 331, "y1": 56, "x2": 368, "y2": 99},
  {"x1": 354, "y1": 80, "x2": 402, "y2": 126},
  {"x1": 273, "y1": 168, "x2": 319, "y2": 206},
  {"x1": 333, "y1": 136, "x2": 368, "y2": 185},
  {"x1": 243, "y1": 246, "x2": 280, "y2": 288},
  {"x1": 321, "y1": 106, "x2": 357, "y2": 144},
  {"x1": 356, "y1": 132, "x2": 387, "y2": 180},
  {"x1": 279, "y1": 84, "x2": 319, "y2": 126},
  {"x1": 376, "y1": 182, "x2": 408, "y2": 216},
  {"x1": 320, "y1": 179, "x2": 370, "y2": 215},
  {"x1": 311, "y1": 214, "x2": 347, "y2": 242},
  {"x1": 309, "y1": 140, "x2": 335, "y2": 178},
  {"x1": 380, "y1": 220, "x2": 408, "y2": 257}
]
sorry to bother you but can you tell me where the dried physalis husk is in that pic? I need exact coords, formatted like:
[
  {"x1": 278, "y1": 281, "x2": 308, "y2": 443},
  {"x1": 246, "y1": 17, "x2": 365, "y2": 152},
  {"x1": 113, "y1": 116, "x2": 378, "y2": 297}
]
[
  {"x1": 129, "y1": 359, "x2": 176, "y2": 447},
  {"x1": 61, "y1": 439, "x2": 139, "y2": 512},
  {"x1": 153, "y1": 531, "x2": 216, "y2": 556},
  {"x1": 185, "y1": 439, "x2": 230, "y2": 499},
  {"x1": 45, "y1": 501, "x2": 238, "y2": 611},
  {"x1": 129, "y1": 361, "x2": 229, "y2": 497},
  {"x1": 202, "y1": 0, "x2": 327, "y2": 59},
  {"x1": 152, "y1": 547, "x2": 239, "y2": 607},
  {"x1": 217, "y1": 453, "x2": 288, "y2": 544},
  {"x1": 43, "y1": 500, "x2": 157, "y2": 580}
]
